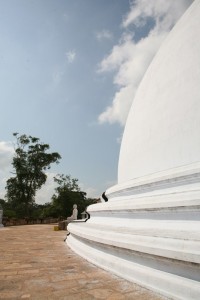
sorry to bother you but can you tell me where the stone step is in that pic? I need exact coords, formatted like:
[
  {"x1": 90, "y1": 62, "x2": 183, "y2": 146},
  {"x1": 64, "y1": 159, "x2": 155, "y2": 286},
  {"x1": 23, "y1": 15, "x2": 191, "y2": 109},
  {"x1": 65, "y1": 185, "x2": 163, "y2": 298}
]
[
  {"x1": 67, "y1": 233, "x2": 200, "y2": 300},
  {"x1": 68, "y1": 222, "x2": 200, "y2": 263}
]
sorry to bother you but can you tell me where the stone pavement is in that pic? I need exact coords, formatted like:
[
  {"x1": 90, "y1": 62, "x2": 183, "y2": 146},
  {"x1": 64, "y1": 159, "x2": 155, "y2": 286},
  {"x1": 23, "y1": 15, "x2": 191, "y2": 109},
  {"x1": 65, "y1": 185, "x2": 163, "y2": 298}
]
[{"x1": 0, "y1": 225, "x2": 164, "y2": 300}]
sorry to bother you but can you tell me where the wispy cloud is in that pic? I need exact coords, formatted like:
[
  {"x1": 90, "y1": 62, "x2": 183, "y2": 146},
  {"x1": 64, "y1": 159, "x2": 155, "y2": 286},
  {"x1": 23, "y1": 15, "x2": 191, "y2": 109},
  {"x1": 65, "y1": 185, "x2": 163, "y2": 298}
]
[
  {"x1": 66, "y1": 50, "x2": 76, "y2": 63},
  {"x1": 0, "y1": 141, "x2": 14, "y2": 172},
  {"x1": 98, "y1": 0, "x2": 192, "y2": 126},
  {"x1": 0, "y1": 141, "x2": 14, "y2": 199},
  {"x1": 96, "y1": 30, "x2": 113, "y2": 41},
  {"x1": 122, "y1": 0, "x2": 191, "y2": 32},
  {"x1": 36, "y1": 172, "x2": 57, "y2": 204},
  {"x1": 0, "y1": 176, "x2": 8, "y2": 199},
  {"x1": 79, "y1": 181, "x2": 99, "y2": 199}
]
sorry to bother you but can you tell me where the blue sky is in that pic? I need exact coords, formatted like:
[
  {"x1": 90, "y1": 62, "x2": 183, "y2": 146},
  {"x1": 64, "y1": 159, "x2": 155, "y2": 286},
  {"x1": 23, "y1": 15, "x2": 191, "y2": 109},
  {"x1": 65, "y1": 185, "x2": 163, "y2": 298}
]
[{"x1": 0, "y1": 0, "x2": 192, "y2": 204}]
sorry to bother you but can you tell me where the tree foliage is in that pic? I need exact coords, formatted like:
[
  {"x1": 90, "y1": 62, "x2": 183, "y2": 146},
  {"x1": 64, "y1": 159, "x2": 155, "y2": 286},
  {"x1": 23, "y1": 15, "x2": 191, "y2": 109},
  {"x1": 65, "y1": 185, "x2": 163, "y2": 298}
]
[
  {"x1": 50, "y1": 174, "x2": 96, "y2": 219},
  {"x1": 5, "y1": 133, "x2": 61, "y2": 217},
  {"x1": 53, "y1": 174, "x2": 80, "y2": 194}
]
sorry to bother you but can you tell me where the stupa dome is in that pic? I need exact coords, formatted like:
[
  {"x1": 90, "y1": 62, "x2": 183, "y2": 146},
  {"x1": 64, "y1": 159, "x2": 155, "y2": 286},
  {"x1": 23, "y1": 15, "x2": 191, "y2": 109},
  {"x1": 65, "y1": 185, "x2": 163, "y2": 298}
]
[
  {"x1": 67, "y1": 2, "x2": 200, "y2": 299},
  {"x1": 119, "y1": 0, "x2": 200, "y2": 183}
]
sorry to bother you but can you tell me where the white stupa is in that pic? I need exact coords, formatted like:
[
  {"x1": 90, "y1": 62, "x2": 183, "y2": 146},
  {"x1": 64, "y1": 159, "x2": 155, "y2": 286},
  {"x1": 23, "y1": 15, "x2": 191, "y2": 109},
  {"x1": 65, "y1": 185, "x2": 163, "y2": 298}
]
[{"x1": 67, "y1": 1, "x2": 200, "y2": 299}]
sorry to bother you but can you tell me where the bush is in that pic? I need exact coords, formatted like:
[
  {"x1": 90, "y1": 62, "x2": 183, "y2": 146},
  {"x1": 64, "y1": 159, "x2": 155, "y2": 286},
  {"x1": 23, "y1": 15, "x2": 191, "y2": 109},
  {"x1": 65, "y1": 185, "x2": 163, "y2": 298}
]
[{"x1": 3, "y1": 209, "x2": 17, "y2": 218}]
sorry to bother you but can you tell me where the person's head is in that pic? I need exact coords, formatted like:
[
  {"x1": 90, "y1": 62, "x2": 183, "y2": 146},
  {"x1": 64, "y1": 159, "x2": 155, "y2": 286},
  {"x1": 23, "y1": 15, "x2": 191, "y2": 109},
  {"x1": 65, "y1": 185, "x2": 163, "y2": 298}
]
[{"x1": 73, "y1": 204, "x2": 77, "y2": 209}]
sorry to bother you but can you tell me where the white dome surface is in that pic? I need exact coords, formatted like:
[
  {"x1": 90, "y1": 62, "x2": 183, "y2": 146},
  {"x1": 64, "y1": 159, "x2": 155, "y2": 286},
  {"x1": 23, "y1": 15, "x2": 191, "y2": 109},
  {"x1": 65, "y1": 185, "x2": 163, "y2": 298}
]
[{"x1": 119, "y1": 0, "x2": 200, "y2": 184}]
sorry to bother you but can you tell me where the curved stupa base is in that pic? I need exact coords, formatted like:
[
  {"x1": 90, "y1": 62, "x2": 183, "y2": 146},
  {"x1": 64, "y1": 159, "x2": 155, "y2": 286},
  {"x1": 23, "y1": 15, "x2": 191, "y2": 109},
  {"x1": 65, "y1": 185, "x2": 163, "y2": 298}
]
[
  {"x1": 67, "y1": 162, "x2": 200, "y2": 299},
  {"x1": 67, "y1": 1, "x2": 200, "y2": 299}
]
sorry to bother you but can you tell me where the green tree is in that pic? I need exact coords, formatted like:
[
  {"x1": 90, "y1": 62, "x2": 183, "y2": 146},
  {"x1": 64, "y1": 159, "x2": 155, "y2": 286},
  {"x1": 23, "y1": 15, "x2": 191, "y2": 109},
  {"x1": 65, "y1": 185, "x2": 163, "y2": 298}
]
[
  {"x1": 0, "y1": 198, "x2": 5, "y2": 208},
  {"x1": 53, "y1": 174, "x2": 81, "y2": 194},
  {"x1": 0, "y1": 198, "x2": 17, "y2": 218},
  {"x1": 51, "y1": 174, "x2": 96, "y2": 218},
  {"x1": 5, "y1": 133, "x2": 61, "y2": 217}
]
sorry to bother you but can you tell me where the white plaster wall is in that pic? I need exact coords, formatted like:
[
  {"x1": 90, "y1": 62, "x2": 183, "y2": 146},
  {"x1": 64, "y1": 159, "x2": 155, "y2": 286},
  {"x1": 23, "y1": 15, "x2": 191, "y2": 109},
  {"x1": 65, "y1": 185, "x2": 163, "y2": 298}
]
[{"x1": 119, "y1": 0, "x2": 200, "y2": 183}]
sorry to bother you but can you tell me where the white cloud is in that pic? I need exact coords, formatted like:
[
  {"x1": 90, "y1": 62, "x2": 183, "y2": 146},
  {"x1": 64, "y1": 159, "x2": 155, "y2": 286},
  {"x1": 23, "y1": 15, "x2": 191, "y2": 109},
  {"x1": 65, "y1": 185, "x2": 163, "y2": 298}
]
[
  {"x1": 0, "y1": 176, "x2": 9, "y2": 199},
  {"x1": 98, "y1": 33, "x2": 166, "y2": 125},
  {"x1": 98, "y1": 0, "x2": 192, "y2": 126},
  {"x1": 99, "y1": 84, "x2": 136, "y2": 125},
  {"x1": 35, "y1": 172, "x2": 57, "y2": 204},
  {"x1": 0, "y1": 141, "x2": 14, "y2": 199},
  {"x1": 84, "y1": 187, "x2": 98, "y2": 198},
  {"x1": 96, "y1": 30, "x2": 113, "y2": 41},
  {"x1": 122, "y1": 0, "x2": 192, "y2": 32},
  {"x1": 0, "y1": 141, "x2": 14, "y2": 172},
  {"x1": 98, "y1": 34, "x2": 135, "y2": 73},
  {"x1": 66, "y1": 50, "x2": 76, "y2": 63},
  {"x1": 113, "y1": 34, "x2": 166, "y2": 87},
  {"x1": 79, "y1": 182, "x2": 99, "y2": 199}
]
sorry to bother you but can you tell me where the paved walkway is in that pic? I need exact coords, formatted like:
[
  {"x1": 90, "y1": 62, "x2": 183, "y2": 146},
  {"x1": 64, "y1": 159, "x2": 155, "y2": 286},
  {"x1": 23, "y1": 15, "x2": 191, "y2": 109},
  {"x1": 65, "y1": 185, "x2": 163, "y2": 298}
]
[{"x1": 0, "y1": 225, "x2": 164, "y2": 300}]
